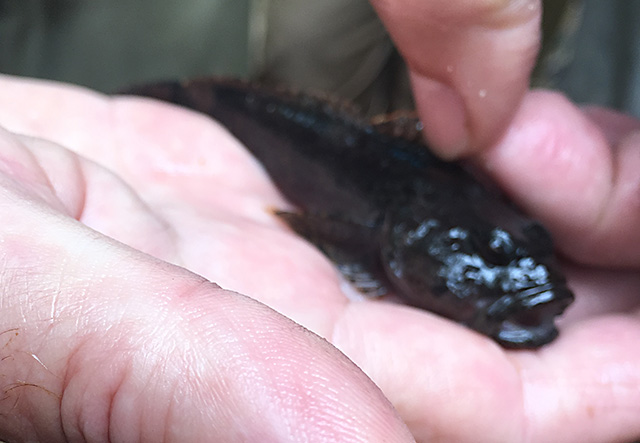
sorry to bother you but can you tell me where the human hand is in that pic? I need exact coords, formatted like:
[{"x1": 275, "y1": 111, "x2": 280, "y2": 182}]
[
  {"x1": 371, "y1": 0, "x2": 542, "y2": 158},
  {"x1": 1, "y1": 56, "x2": 639, "y2": 442},
  {"x1": 369, "y1": 0, "x2": 640, "y2": 441},
  {"x1": 0, "y1": 75, "x2": 414, "y2": 442}
]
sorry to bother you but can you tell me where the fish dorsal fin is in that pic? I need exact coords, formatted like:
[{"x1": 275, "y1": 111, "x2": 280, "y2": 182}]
[
  {"x1": 190, "y1": 77, "x2": 367, "y2": 126},
  {"x1": 370, "y1": 111, "x2": 424, "y2": 144}
]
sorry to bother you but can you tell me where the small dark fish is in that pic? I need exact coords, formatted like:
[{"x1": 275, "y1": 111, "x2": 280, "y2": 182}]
[{"x1": 122, "y1": 78, "x2": 574, "y2": 348}]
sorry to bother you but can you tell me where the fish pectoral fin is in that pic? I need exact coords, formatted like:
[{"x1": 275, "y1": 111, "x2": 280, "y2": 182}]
[
  {"x1": 274, "y1": 209, "x2": 388, "y2": 297},
  {"x1": 334, "y1": 260, "x2": 388, "y2": 297}
]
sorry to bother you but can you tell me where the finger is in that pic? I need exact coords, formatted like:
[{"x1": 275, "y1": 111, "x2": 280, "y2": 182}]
[
  {"x1": 582, "y1": 106, "x2": 640, "y2": 147},
  {"x1": 332, "y1": 302, "x2": 640, "y2": 442},
  {"x1": 0, "y1": 78, "x2": 350, "y2": 339},
  {"x1": 483, "y1": 90, "x2": 640, "y2": 267},
  {"x1": 0, "y1": 162, "x2": 413, "y2": 441},
  {"x1": 0, "y1": 126, "x2": 180, "y2": 261},
  {"x1": 370, "y1": 0, "x2": 541, "y2": 158},
  {"x1": 561, "y1": 265, "x2": 640, "y2": 323},
  {"x1": 515, "y1": 315, "x2": 640, "y2": 443},
  {"x1": 333, "y1": 303, "x2": 526, "y2": 441},
  {"x1": 0, "y1": 74, "x2": 110, "y2": 158}
]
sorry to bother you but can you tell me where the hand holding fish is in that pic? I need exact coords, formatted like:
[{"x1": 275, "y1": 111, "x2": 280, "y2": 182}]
[{"x1": 0, "y1": 68, "x2": 638, "y2": 441}]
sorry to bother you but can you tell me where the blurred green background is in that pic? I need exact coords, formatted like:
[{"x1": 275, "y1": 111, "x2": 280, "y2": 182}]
[{"x1": 1, "y1": 0, "x2": 638, "y2": 117}]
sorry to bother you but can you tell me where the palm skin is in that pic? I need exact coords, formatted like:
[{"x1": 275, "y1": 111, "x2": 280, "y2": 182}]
[
  {"x1": 0, "y1": 74, "x2": 638, "y2": 441},
  {"x1": 0, "y1": 4, "x2": 639, "y2": 442}
]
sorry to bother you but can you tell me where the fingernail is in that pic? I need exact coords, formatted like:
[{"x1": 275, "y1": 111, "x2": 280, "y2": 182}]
[{"x1": 410, "y1": 74, "x2": 470, "y2": 160}]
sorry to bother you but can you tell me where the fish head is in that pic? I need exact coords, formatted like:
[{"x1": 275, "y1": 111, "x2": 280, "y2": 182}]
[{"x1": 380, "y1": 198, "x2": 574, "y2": 348}]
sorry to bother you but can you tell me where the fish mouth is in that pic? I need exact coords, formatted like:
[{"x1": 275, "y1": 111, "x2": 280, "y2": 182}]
[
  {"x1": 486, "y1": 284, "x2": 575, "y2": 349},
  {"x1": 495, "y1": 317, "x2": 559, "y2": 349}
]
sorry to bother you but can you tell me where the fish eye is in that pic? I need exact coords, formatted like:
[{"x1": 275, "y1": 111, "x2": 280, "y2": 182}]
[
  {"x1": 469, "y1": 228, "x2": 516, "y2": 266},
  {"x1": 442, "y1": 227, "x2": 473, "y2": 252},
  {"x1": 488, "y1": 228, "x2": 515, "y2": 256}
]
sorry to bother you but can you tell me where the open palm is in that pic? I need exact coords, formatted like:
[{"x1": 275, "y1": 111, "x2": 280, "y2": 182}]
[{"x1": 0, "y1": 74, "x2": 638, "y2": 442}]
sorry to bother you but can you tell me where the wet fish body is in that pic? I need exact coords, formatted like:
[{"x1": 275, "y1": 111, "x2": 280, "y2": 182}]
[{"x1": 124, "y1": 78, "x2": 574, "y2": 348}]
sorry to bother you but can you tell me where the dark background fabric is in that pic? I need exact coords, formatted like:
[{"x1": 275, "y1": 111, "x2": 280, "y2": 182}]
[
  {"x1": 0, "y1": 0, "x2": 638, "y2": 117},
  {"x1": 0, "y1": 0, "x2": 251, "y2": 91},
  {"x1": 553, "y1": 1, "x2": 640, "y2": 117}
]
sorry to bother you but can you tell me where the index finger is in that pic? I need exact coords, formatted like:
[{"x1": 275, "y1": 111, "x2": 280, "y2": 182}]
[{"x1": 371, "y1": 0, "x2": 541, "y2": 158}]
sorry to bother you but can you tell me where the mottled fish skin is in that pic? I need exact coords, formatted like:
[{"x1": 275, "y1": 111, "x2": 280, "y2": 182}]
[{"x1": 122, "y1": 78, "x2": 574, "y2": 348}]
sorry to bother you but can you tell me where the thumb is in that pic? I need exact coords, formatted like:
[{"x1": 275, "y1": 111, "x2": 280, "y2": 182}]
[
  {"x1": 0, "y1": 132, "x2": 412, "y2": 441},
  {"x1": 371, "y1": 0, "x2": 541, "y2": 158}
]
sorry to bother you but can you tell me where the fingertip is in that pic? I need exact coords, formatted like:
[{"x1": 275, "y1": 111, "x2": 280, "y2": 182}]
[
  {"x1": 412, "y1": 72, "x2": 524, "y2": 159},
  {"x1": 410, "y1": 73, "x2": 470, "y2": 159},
  {"x1": 371, "y1": 0, "x2": 541, "y2": 159}
]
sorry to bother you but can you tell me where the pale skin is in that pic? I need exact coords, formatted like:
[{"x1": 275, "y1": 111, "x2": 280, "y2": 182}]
[{"x1": 0, "y1": 0, "x2": 639, "y2": 441}]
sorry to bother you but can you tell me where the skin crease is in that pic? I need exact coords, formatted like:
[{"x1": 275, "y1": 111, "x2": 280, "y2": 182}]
[
  {"x1": 0, "y1": 2, "x2": 638, "y2": 442},
  {"x1": 0, "y1": 120, "x2": 413, "y2": 441}
]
